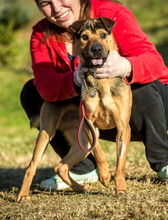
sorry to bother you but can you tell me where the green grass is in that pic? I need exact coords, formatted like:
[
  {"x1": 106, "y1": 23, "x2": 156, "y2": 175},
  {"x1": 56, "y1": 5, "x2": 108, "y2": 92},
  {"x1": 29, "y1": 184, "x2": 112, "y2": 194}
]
[
  {"x1": 0, "y1": 1, "x2": 168, "y2": 219},
  {"x1": 123, "y1": 0, "x2": 168, "y2": 65}
]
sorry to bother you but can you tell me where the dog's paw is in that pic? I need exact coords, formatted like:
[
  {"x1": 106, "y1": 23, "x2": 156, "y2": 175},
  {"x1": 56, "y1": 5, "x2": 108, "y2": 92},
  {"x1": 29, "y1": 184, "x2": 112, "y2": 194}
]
[
  {"x1": 73, "y1": 184, "x2": 90, "y2": 193},
  {"x1": 99, "y1": 175, "x2": 111, "y2": 187},
  {"x1": 98, "y1": 171, "x2": 111, "y2": 187},
  {"x1": 116, "y1": 189, "x2": 129, "y2": 195},
  {"x1": 83, "y1": 184, "x2": 90, "y2": 191},
  {"x1": 17, "y1": 195, "x2": 31, "y2": 202}
]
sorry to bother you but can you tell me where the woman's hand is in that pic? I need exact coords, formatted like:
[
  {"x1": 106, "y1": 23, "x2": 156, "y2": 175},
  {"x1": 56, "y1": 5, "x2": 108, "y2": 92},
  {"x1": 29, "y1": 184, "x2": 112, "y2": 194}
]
[
  {"x1": 74, "y1": 65, "x2": 88, "y2": 87},
  {"x1": 74, "y1": 50, "x2": 132, "y2": 86},
  {"x1": 96, "y1": 50, "x2": 132, "y2": 79}
]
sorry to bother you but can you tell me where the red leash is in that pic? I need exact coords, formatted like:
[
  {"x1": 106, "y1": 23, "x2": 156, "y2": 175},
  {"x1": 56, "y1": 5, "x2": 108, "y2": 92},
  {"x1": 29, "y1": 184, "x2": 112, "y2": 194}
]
[{"x1": 77, "y1": 100, "x2": 97, "y2": 153}]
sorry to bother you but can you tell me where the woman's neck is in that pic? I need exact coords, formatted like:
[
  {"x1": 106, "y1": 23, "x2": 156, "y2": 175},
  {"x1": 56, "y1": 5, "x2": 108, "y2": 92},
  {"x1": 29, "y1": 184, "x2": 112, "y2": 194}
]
[{"x1": 65, "y1": 42, "x2": 76, "y2": 57}]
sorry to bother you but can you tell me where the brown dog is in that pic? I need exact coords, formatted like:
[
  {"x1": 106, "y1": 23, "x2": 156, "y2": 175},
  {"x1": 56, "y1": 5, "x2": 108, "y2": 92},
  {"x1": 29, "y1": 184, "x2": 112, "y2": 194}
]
[
  {"x1": 17, "y1": 17, "x2": 132, "y2": 202},
  {"x1": 70, "y1": 17, "x2": 132, "y2": 193}
]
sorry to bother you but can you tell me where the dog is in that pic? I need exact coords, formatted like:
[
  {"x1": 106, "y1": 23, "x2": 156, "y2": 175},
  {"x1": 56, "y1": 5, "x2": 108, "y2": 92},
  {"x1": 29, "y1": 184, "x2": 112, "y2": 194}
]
[
  {"x1": 70, "y1": 17, "x2": 132, "y2": 193},
  {"x1": 17, "y1": 17, "x2": 132, "y2": 202}
]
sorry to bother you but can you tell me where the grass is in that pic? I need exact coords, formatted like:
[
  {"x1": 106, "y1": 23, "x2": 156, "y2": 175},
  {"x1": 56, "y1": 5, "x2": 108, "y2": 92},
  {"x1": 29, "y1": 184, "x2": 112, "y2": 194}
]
[
  {"x1": 0, "y1": 1, "x2": 168, "y2": 219},
  {"x1": 0, "y1": 141, "x2": 168, "y2": 220},
  {"x1": 123, "y1": 0, "x2": 168, "y2": 66}
]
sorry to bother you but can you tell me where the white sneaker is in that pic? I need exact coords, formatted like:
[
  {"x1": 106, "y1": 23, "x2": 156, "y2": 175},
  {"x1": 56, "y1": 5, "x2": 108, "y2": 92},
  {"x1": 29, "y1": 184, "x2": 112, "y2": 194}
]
[{"x1": 39, "y1": 169, "x2": 98, "y2": 191}]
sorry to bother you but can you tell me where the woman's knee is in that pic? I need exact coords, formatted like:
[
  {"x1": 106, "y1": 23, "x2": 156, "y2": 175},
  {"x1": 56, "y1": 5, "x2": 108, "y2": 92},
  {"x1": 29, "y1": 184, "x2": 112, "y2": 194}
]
[
  {"x1": 20, "y1": 79, "x2": 43, "y2": 119},
  {"x1": 131, "y1": 81, "x2": 159, "y2": 104}
]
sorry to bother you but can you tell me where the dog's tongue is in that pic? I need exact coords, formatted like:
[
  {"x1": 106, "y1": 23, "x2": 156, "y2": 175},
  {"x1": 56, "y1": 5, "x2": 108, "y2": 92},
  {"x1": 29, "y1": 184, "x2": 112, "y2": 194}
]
[{"x1": 91, "y1": 59, "x2": 103, "y2": 66}]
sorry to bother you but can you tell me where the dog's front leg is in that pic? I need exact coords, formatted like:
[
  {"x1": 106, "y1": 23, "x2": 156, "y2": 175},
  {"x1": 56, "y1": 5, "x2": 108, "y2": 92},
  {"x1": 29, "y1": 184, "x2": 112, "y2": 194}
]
[
  {"x1": 17, "y1": 130, "x2": 50, "y2": 202},
  {"x1": 93, "y1": 141, "x2": 111, "y2": 187},
  {"x1": 83, "y1": 125, "x2": 111, "y2": 188},
  {"x1": 115, "y1": 125, "x2": 130, "y2": 195}
]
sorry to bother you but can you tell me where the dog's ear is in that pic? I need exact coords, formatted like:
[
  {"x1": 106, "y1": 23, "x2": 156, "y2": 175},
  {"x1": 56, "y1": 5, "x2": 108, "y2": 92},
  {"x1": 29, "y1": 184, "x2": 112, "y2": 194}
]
[
  {"x1": 69, "y1": 20, "x2": 84, "y2": 34},
  {"x1": 99, "y1": 17, "x2": 115, "y2": 31}
]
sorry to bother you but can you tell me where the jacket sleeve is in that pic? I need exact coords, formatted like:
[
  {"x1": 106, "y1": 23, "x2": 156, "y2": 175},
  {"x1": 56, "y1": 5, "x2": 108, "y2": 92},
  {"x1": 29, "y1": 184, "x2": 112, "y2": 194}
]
[
  {"x1": 30, "y1": 26, "x2": 79, "y2": 102},
  {"x1": 95, "y1": 3, "x2": 166, "y2": 84}
]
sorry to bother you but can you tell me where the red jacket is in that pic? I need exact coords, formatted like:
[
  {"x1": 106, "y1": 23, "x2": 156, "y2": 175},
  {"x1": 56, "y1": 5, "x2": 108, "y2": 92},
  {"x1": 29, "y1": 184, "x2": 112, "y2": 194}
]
[{"x1": 31, "y1": 0, "x2": 168, "y2": 102}]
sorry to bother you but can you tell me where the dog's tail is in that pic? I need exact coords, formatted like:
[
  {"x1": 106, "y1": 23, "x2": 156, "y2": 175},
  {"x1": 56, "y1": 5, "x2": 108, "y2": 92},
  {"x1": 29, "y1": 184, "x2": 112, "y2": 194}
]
[{"x1": 30, "y1": 114, "x2": 40, "y2": 129}]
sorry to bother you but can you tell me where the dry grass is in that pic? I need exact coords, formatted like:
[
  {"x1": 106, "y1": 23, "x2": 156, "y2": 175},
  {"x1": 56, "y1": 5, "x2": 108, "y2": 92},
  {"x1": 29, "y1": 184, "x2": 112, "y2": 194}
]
[{"x1": 0, "y1": 141, "x2": 168, "y2": 220}]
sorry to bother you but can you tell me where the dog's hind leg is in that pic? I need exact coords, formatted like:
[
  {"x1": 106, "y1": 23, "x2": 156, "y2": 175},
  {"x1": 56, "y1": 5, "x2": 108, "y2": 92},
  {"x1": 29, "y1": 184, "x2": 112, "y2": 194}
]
[
  {"x1": 17, "y1": 129, "x2": 51, "y2": 202},
  {"x1": 17, "y1": 102, "x2": 64, "y2": 202},
  {"x1": 54, "y1": 128, "x2": 91, "y2": 192}
]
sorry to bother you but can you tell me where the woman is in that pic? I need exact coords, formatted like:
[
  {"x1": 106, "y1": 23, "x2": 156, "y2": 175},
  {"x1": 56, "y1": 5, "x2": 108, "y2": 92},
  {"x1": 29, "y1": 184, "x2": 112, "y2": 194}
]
[{"x1": 21, "y1": 0, "x2": 168, "y2": 190}]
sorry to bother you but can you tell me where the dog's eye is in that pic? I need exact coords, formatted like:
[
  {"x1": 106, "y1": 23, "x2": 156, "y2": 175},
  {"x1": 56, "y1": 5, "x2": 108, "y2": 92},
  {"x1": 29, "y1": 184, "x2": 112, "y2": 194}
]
[
  {"x1": 100, "y1": 33, "x2": 107, "y2": 39},
  {"x1": 81, "y1": 35, "x2": 89, "y2": 41}
]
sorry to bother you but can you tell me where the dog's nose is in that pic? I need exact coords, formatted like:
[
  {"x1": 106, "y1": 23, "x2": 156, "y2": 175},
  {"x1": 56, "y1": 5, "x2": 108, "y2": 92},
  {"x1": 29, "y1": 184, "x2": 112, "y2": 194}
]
[{"x1": 91, "y1": 44, "x2": 103, "y2": 55}]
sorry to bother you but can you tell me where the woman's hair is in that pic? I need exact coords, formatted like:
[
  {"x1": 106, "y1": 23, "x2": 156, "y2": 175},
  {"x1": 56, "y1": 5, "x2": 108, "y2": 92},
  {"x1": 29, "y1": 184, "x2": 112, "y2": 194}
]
[{"x1": 34, "y1": 0, "x2": 91, "y2": 43}]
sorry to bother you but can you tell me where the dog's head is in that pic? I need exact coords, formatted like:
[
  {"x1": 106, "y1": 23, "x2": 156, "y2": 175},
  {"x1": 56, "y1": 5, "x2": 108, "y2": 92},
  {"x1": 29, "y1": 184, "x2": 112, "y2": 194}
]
[{"x1": 69, "y1": 17, "x2": 116, "y2": 68}]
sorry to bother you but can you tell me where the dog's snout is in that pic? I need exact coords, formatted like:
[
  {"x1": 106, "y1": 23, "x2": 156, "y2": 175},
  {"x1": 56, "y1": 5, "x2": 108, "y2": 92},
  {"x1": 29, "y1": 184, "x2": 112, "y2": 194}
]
[{"x1": 91, "y1": 44, "x2": 103, "y2": 55}]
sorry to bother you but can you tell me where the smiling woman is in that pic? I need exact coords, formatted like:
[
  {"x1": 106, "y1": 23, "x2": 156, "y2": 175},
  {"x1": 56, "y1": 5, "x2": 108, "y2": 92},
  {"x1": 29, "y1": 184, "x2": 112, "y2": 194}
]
[
  {"x1": 35, "y1": 0, "x2": 90, "y2": 28},
  {"x1": 36, "y1": 0, "x2": 81, "y2": 29},
  {"x1": 19, "y1": 0, "x2": 168, "y2": 196}
]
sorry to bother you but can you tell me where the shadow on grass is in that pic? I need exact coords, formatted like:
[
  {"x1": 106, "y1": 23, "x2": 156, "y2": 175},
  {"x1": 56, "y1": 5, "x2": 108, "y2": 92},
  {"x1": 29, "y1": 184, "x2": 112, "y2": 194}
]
[
  {"x1": 0, "y1": 167, "x2": 116, "y2": 203},
  {"x1": 0, "y1": 167, "x2": 165, "y2": 193},
  {"x1": 126, "y1": 175, "x2": 166, "y2": 186},
  {"x1": 0, "y1": 167, "x2": 54, "y2": 191}
]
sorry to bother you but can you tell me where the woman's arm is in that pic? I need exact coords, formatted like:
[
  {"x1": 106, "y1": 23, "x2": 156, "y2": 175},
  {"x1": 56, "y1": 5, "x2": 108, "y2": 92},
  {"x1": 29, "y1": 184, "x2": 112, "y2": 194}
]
[{"x1": 30, "y1": 22, "x2": 80, "y2": 102}]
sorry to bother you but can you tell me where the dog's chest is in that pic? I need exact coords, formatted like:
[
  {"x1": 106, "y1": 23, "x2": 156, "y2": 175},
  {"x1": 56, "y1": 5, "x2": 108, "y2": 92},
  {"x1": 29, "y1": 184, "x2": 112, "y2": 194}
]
[{"x1": 83, "y1": 77, "x2": 125, "y2": 130}]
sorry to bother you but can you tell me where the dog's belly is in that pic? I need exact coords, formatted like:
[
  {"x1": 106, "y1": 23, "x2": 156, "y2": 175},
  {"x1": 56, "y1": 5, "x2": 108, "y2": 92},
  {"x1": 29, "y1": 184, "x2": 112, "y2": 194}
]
[
  {"x1": 96, "y1": 118, "x2": 116, "y2": 130},
  {"x1": 90, "y1": 108, "x2": 116, "y2": 130},
  {"x1": 84, "y1": 99, "x2": 117, "y2": 130}
]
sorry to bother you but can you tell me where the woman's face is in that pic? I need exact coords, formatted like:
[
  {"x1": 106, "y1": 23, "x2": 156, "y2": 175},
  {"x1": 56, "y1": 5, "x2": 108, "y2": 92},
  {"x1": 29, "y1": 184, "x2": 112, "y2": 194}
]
[{"x1": 37, "y1": 0, "x2": 81, "y2": 29}]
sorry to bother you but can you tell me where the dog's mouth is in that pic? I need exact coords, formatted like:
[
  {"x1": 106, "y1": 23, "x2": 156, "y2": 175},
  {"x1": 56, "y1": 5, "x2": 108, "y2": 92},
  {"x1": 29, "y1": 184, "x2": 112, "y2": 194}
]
[
  {"x1": 89, "y1": 57, "x2": 107, "y2": 68},
  {"x1": 91, "y1": 59, "x2": 104, "y2": 66},
  {"x1": 82, "y1": 55, "x2": 107, "y2": 68}
]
